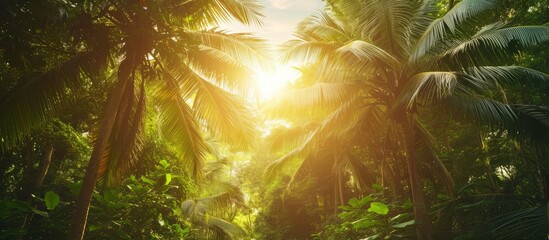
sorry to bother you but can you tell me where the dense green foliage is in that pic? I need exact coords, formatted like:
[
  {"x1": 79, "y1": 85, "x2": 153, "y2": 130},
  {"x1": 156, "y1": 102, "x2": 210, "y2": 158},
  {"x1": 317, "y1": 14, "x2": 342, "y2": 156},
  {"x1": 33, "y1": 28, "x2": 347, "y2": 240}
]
[{"x1": 1, "y1": 0, "x2": 549, "y2": 239}]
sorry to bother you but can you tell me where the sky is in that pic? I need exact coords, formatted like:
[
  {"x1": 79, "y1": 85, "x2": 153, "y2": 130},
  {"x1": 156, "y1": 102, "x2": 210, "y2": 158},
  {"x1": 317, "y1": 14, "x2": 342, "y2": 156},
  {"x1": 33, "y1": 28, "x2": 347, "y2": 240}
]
[
  {"x1": 222, "y1": 0, "x2": 325, "y2": 45},
  {"x1": 221, "y1": 0, "x2": 326, "y2": 99}
]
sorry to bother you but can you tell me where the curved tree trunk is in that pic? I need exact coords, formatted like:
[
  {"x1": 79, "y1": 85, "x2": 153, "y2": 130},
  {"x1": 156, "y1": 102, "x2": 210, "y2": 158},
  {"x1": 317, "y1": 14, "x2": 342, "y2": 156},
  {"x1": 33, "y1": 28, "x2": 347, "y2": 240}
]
[
  {"x1": 34, "y1": 144, "x2": 54, "y2": 189},
  {"x1": 67, "y1": 54, "x2": 135, "y2": 240},
  {"x1": 403, "y1": 114, "x2": 432, "y2": 240}
]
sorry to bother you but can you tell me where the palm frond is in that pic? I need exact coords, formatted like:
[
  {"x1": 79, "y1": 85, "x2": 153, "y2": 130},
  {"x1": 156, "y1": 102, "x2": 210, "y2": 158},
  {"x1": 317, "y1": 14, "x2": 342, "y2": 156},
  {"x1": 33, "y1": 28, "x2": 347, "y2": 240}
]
[
  {"x1": 339, "y1": 0, "x2": 415, "y2": 58},
  {"x1": 264, "y1": 123, "x2": 318, "y2": 153},
  {"x1": 193, "y1": 78, "x2": 257, "y2": 149},
  {"x1": 280, "y1": 40, "x2": 338, "y2": 65},
  {"x1": 411, "y1": 0, "x2": 498, "y2": 62},
  {"x1": 102, "y1": 77, "x2": 147, "y2": 186},
  {"x1": 173, "y1": 0, "x2": 264, "y2": 28},
  {"x1": 295, "y1": 11, "x2": 352, "y2": 43},
  {"x1": 431, "y1": 194, "x2": 539, "y2": 238},
  {"x1": 0, "y1": 50, "x2": 109, "y2": 151},
  {"x1": 344, "y1": 153, "x2": 377, "y2": 192},
  {"x1": 396, "y1": 72, "x2": 492, "y2": 110},
  {"x1": 408, "y1": 0, "x2": 437, "y2": 47},
  {"x1": 509, "y1": 105, "x2": 549, "y2": 144},
  {"x1": 187, "y1": 46, "x2": 256, "y2": 98},
  {"x1": 210, "y1": 0, "x2": 264, "y2": 26},
  {"x1": 397, "y1": 71, "x2": 516, "y2": 125},
  {"x1": 489, "y1": 202, "x2": 549, "y2": 240},
  {"x1": 189, "y1": 29, "x2": 271, "y2": 71},
  {"x1": 156, "y1": 74, "x2": 210, "y2": 180},
  {"x1": 414, "y1": 119, "x2": 454, "y2": 197},
  {"x1": 443, "y1": 25, "x2": 549, "y2": 65},
  {"x1": 442, "y1": 95, "x2": 516, "y2": 126},
  {"x1": 336, "y1": 40, "x2": 399, "y2": 69},
  {"x1": 465, "y1": 66, "x2": 549, "y2": 87},
  {"x1": 207, "y1": 216, "x2": 247, "y2": 238},
  {"x1": 265, "y1": 95, "x2": 361, "y2": 177},
  {"x1": 264, "y1": 82, "x2": 362, "y2": 119}
]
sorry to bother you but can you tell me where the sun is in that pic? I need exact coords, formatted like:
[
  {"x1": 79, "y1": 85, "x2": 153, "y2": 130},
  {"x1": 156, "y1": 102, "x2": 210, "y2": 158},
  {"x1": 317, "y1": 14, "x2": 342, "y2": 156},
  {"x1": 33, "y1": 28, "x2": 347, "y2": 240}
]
[{"x1": 254, "y1": 64, "x2": 301, "y2": 100}]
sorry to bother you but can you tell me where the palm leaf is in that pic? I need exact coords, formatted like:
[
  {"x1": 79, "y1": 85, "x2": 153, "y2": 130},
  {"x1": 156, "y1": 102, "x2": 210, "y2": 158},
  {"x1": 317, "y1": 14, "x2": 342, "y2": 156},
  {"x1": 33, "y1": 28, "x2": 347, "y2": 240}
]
[
  {"x1": 193, "y1": 78, "x2": 257, "y2": 149},
  {"x1": 414, "y1": 119, "x2": 454, "y2": 197},
  {"x1": 509, "y1": 105, "x2": 549, "y2": 144},
  {"x1": 339, "y1": 0, "x2": 414, "y2": 58},
  {"x1": 189, "y1": 29, "x2": 271, "y2": 71},
  {"x1": 156, "y1": 73, "x2": 210, "y2": 180},
  {"x1": 173, "y1": 0, "x2": 264, "y2": 28},
  {"x1": 296, "y1": 11, "x2": 352, "y2": 43},
  {"x1": 442, "y1": 95, "x2": 516, "y2": 126},
  {"x1": 411, "y1": 0, "x2": 498, "y2": 62},
  {"x1": 280, "y1": 40, "x2": 339, "y2": 65},
  {"x1": 443, "y1": 25, "x2": 549, "y2": 65},
  {"x1": 395, "y1": 72, "x2": 493, "y2": 111},
  {"x1": 0, "y1": 50, "x2": 109, "y2": 151},
  {"x1": 265, "y1": 95, "x2": 361, "y2": 176},
  {"x1": 489, "y1": 202, "x2": 549, "y2": 240},
  {"x1": 335, "y1": 40, "x2": 399, "y2": 69},
  {"x1": 207, "y1": 216, "x2": 247, "y2": 238},
  {"x1": 465, "y1": 66, "x2": 549, "y2": 87},
  {"x1": 264, "y1": 82, "x2": 362, "y2": 120},
  {"x1": 102, "y1": 78, "x2": 147, "y2": 186},
  {"x1": 432, "y1": 194, "x2": 539, "y2": 238},
  {"x1": 187, "y1": 46, "x2": 256, "y2": 98}
]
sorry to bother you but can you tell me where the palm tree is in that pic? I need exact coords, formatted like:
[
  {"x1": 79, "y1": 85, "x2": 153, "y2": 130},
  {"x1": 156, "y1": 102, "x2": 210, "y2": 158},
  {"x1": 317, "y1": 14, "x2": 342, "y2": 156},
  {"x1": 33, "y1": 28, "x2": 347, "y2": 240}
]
[
  {"x1": 0, "y1": 0, "x2": 268, "y2": 239},
  {"x1": 266, "y1": 0, "x2": 549, "y2": 239}
]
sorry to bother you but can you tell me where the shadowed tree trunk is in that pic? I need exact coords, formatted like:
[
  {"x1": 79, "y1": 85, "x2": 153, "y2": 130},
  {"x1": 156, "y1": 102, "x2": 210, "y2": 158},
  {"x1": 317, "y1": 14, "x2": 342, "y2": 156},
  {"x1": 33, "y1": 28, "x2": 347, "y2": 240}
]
[
  {"x1": 535, "y1": 146, "x2": 549, "y2": 201},
  {"x1": 34, "y1": 144, "x2": 53, "y2": 189},
  {"x1": 67, "y1": 53, "x2": 135, "y2": 240},
  {"x1": 404, "y1": 114, "x2": 432, "y2": 240}
]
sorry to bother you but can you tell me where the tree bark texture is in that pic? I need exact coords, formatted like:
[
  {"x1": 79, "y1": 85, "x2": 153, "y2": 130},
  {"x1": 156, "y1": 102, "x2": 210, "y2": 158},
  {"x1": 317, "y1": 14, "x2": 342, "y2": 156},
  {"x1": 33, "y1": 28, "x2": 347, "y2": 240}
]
[
  {"x1": 404, "y1": 115, "x2": 432, "y2": 240},
  {"x1": 67, "y1": 53, "x2": 135, "y2": 240}
]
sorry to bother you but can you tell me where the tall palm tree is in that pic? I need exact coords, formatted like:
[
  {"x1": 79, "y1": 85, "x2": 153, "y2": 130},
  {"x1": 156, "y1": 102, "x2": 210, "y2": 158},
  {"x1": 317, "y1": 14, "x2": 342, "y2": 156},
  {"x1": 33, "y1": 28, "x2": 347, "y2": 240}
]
[
  {"x1": 0, "y1": 0, "x2": 268, "y2": 239},
  {"x1": 266, "y1": 0, "x2": 549, "y2": 239}
]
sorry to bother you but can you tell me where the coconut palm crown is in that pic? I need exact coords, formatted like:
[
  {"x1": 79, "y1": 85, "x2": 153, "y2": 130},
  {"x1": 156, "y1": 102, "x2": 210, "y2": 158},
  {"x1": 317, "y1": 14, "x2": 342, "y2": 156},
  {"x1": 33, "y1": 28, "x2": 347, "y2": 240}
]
[
  {"x1": 265, "y1": 0, "x2": 549, "y2": 239},
  {"x1": 0, "y1": 0, "x2": 269, "y2": 239}
]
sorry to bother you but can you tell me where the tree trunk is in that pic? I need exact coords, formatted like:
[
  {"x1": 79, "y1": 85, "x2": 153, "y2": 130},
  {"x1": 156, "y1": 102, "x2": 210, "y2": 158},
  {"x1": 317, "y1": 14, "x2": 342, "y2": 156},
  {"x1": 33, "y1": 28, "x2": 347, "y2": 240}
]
[
  {"x1": 535, "y1": 146, "x2": 549, "y2": 201},
  {"x1": 404, "y1": 114, "x2": 432, "y2": 240},
  {"x1": 67, "y1": 54, "x2": 134, "y2": 240},
  {"x1": 34, "y1": 144, "x2": 54, "y2": 189}
]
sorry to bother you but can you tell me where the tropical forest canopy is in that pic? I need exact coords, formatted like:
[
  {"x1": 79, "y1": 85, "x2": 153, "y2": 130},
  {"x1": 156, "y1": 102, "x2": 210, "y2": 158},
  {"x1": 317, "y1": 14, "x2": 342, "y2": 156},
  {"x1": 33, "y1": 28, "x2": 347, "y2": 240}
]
[{"x1": 1, "y1": 0, "x2": 549, "y2": 239}]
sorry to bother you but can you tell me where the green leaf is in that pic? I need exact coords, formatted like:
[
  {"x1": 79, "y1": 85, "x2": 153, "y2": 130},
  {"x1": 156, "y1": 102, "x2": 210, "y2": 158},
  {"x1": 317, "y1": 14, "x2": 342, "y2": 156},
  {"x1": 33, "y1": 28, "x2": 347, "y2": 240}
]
[
  {"x1": 352, "y1": 218, "x2": 381, "y2": 229},
  {"x1": 390, "y1": 213, "x2": 410, "y2": 222},
  {"x1": 158, "y1": 213, "x2": 165, "y2": 226},
  {"x1": 348, "y1": 197, "x2": 360, "y2": 208},
  {"x1": 392, "y1": 220, "x2": 415, "y2": 228},
  {"x1": 69, "y1": 181, "x2": 82, "y2": 196},
  {"x1": 31, "y1": 208, "x2": 49, "y2": 217},
  {"x1": 164, "y1": 173, "x2": 172, "y2": 185},
  {"x1": 368, "y1": 202, "x2": 389, "y2": 215},
  {"x1": 44, "y1": 191, "x2": 59, "y2": 210},
  {"x1": 401, "y1": 200, "x2": 413, "y2": 210},
  {"x1": 141, "y1": 176, "x2": 156, "y2": 185},
  {"x1": 89, "y1": 225, "x2": 103, "y2": 232},
  {"x1": 372, "y1": 184, "x2": 383, "y2": 191},
  {"x1": 437, "y1": 193, "x2": 449, "y2": 201},
  {"x1": 359, "y1": 196, "x2": 373, "y2": 207},
  {"x1": 104, "y1": 189, "x2": 117, "y2": 203},
  {"x1": 338, "y1": 211, "x2": 353, "y2": 219},
  {"x1": 115, "y1": 229, "x2": 131, "y2": 240},
  {"x1": 159, "y1": 160, "x2": 170, "y2": 168}
]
